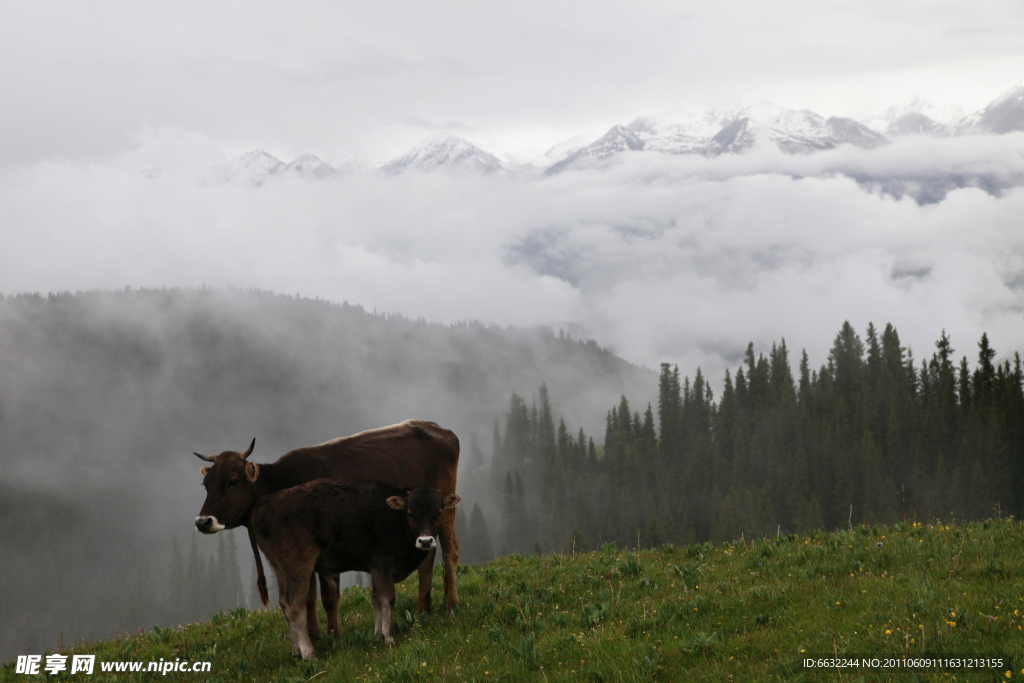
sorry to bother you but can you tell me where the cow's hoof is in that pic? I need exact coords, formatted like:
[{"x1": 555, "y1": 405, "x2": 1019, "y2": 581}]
[{"x1": 446, "y1": 604, "x2": 459, "y2": 616}]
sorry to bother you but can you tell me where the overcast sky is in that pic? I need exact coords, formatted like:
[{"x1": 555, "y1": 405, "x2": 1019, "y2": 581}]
[
  {"x1": 2, "y1": 1, "x2": 1023, "y2": 381},
  {"x1": 3, "y1": 0, "x2": 1024, "y2": 164}
]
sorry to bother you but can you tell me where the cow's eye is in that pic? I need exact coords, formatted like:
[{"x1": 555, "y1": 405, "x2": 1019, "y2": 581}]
[{"x1": 228, "y1": 478, "x2": 239, "y2": 487}]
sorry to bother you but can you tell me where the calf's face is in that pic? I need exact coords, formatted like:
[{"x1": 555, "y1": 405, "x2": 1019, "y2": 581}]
[
  {"x1": 386, "y1": 488, "x2": 460, "y2": 550},
  {"x1": 195, "y1": 454, "x2": 260, "y2": 533}
]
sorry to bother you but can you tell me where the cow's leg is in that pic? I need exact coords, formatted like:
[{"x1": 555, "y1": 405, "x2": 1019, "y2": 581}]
[
  {"x1": 416, "y1": 548, "x2": 436, "y2": 614},
  {"x1": 438, "y1": 506, "x2": 460, "y2": 614},
  {"x1": 278, "y1": 571, "x2": 316, "y2": 662},
  {"x1": 318, "y1": 573, "x2": 341, "y2": 638},
  {"x1": 305, "y1": 574, "x2": 321, "y2": 642},
  {"x1": 371, "y1": 576, "x2": 383, "y2": 639},
  {"x1": 371, "y1": 569, "x2": 397, "y2": 647}
]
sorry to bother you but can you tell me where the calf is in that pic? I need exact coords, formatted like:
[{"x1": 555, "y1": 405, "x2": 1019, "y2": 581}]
[{"x1": 208, "y1": 478, "x2": 459, "y2": 660}]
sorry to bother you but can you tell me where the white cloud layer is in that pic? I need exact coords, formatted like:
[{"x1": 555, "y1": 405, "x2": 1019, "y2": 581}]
[{"x1": 2, "y1": 129, "x2": 1023, "y2": 382}]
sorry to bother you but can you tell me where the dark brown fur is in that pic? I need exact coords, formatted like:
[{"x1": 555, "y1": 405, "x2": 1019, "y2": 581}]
[{"x1": 248, "y1": 480, "x2": 458, "y2": 660}]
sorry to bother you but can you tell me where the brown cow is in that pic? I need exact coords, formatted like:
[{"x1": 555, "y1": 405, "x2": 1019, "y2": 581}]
[{"x1": 193, "y1": 420, "x2": 460, "y2": 639}]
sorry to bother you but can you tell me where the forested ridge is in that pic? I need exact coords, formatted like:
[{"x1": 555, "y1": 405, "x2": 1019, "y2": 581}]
[{"x1": 477, "y1": 322, "x2": 1024, "y2": 559}]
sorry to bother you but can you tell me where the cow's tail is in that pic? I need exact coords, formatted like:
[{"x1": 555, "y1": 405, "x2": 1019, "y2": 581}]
[{"x1": 246, "y1": 524, "x2": 269, "y2": 607}]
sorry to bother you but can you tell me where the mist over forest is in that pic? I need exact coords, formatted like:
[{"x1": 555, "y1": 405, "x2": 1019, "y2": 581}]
[
  {"x1": 0, "y1": 287, "x2": 653, "y2": 661},
  {"x1": 2, "y1": 287, "x2": 1022, "y2": 663}
]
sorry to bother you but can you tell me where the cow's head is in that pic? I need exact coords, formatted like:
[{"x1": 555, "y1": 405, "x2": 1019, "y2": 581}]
[
  {"x1": 386, "y1": 488, "x2": 460, "y2": 551},
  {"x1": 193, "y1": 439, "x2": 258, "y2": 534}
]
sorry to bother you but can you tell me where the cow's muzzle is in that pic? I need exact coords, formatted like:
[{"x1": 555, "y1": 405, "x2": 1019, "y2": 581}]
[
  {"x1": 195, "y1": 516, "x2": 225, "y2": 534},
  {"x1": 416, "y1": 536, "x2": 436, "y2": 550}
]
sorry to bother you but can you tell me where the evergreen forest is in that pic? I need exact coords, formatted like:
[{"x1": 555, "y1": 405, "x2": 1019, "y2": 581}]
[{"x1": 468, "y1": 322, "x2": 1024, "y2": 560}]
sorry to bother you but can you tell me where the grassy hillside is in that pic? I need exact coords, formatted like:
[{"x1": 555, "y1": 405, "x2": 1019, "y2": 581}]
[{"x1": 5, "y1": 517, "x2": 1022, "y2": 682}]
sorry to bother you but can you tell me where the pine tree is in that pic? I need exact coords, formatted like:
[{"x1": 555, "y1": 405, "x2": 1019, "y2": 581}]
[{"x1": 464, "y1": 503, "x2": 494, "y2": 563}]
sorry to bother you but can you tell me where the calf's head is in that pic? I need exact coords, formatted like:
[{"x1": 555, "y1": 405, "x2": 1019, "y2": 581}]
[
  {"x1": 193, "y1": 438, "x2": 258, "y2": 534},
  {"x1": 386, "y1": 488, "x2": 460, "y2": 550}
]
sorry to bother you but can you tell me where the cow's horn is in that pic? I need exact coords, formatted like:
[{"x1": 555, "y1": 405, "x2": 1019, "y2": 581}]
[
  {"x1": 241, "y1": 438, "x2": 255, "y2": 460},
  {"x1": 193, "y1": 452, "x2": 215, "y2": 462}
]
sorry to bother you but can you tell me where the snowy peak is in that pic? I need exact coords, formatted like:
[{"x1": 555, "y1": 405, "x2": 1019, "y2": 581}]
[
  {"x1": 974, "y1": 82, "x2": 1024, "y2": 134},
  {"x1": 625, "y1": 115, "x2": 712, "y2": 154},
  {"x1": 281, "y1": 153, "x2": 336, "y2": 180},
  {"x1": 545, "y1": 125, "x2": 645, "y2": 174},
  {"x1": 866, "y1": 95, "x2": 964, "y2": 136},
  {"x1": 885, "y1": 112, "x2": 953, "y2": 137},
  {"x1": 547, "y1": 101, "x2": 890, "y2": 172},
  {"x1": 216, "y1": 150, "x2": 341, "y2": 185},
  {"x1": 381, "y1": 134, "x2": 505, "y2": 175},
  {"x1": 825, "y1": 117, "x2": 887, "y2": 149},
  {"x1": 872, "y1": 85, "x2": 1024, "y2": 137},
  {"x1": 706, "y1": 117, "x2": 761, "y2": 154},
  {"x1": 219, "y1": 149, "x2": 284, "y2": 186},
  {"x1": 534, "y1": 134, "x2": 590, "y2": 167}
]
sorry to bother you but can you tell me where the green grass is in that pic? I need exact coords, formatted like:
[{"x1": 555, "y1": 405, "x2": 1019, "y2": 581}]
[{"x1": 5, "y1": 518, "x2": 1024, "y2": 682}]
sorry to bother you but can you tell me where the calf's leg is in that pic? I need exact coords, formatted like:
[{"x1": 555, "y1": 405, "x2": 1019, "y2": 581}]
[
  {"x1": 371, "y1": 568, "x2": 398, "y2": 646},
  {"x1": 305, "y1": 574, "x2": 321, "y2": 641},
  {"x1": 371, "y1": 578, "x2": 383, "y2": 639},
  {"x1": 416, "y1": 548, "x2": 436, "y2": 614},
  {"x1": 277, "y1": 570, "x2": 316, "y2": 662},
  {"x1": 318, "y1": 573, "x2": 341, "y2": 638}
]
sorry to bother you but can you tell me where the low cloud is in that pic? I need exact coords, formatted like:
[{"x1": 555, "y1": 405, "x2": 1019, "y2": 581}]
[{"x1": 2, "y1": 128, "x2": 1023, "y2": 382}]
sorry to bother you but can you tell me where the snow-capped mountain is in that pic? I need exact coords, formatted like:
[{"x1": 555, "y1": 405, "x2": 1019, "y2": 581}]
[
  {"x1": 215, "y1": 150, "x2": 342, "y2": 184},
  {"x1": 281, "y1": 153, "x2": 336, "y2": 180},
  {"x1": 546, "y1": 101, "x2": 886, "y2": 173},
  {"x1": 865, "y1": 96, "x2": 964, "y2": 137},
  {"x1": 531, "y1": 134, "x2": 590, "y2": 167},
  {"x1": 963, "y1": 82, "x2": 1024, "y2": 134},
  {"x1": 218, "y1": 149, "x2": 285, "y2": 186},
  {"x1": 381, "y1": 134, "x2": 506, "y2": 175},
  {"x1": 868, "y1": 85, "x2": 1024, "y2": 137},
  {"x1": 204, "y1": 82, "x2": 1024, "y2": 183},
  {"x1": 546, "y1": 125, "x2": 646, "y2": 174}
]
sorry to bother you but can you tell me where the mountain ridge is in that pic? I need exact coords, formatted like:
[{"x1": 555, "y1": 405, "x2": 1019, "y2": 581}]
[{"x1": 211, "y1": 83, "x2": 1024, "y2": 181}]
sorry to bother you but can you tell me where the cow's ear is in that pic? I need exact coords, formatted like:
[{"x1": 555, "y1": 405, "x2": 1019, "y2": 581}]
[
  {"x1": 386, "y1": 496, "x2": 407, "y2": 510},
  {"x1": 443, "y1": 494, "x2": 461, "y2": 509},
  {"x1": 245, "y1": 462, "x2": 259, "y2": 483},
  {"x1": 200, "y1": 467, "x2": 209, "y2": 477}
]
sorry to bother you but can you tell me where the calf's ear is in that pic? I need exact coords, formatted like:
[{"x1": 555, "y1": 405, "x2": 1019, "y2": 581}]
[
  {"x1": 200, "y1": 467, "x2": 209, "y2": 477},
  {"x1": 443, "y1": 494, "x2": 461, "y2": 509},
  {"x1": 386, "y1": 496, "x2": 407, "y2": 510},
  {"x1": 244, "y1": 462, "x2": 259, "y2": 483}
]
